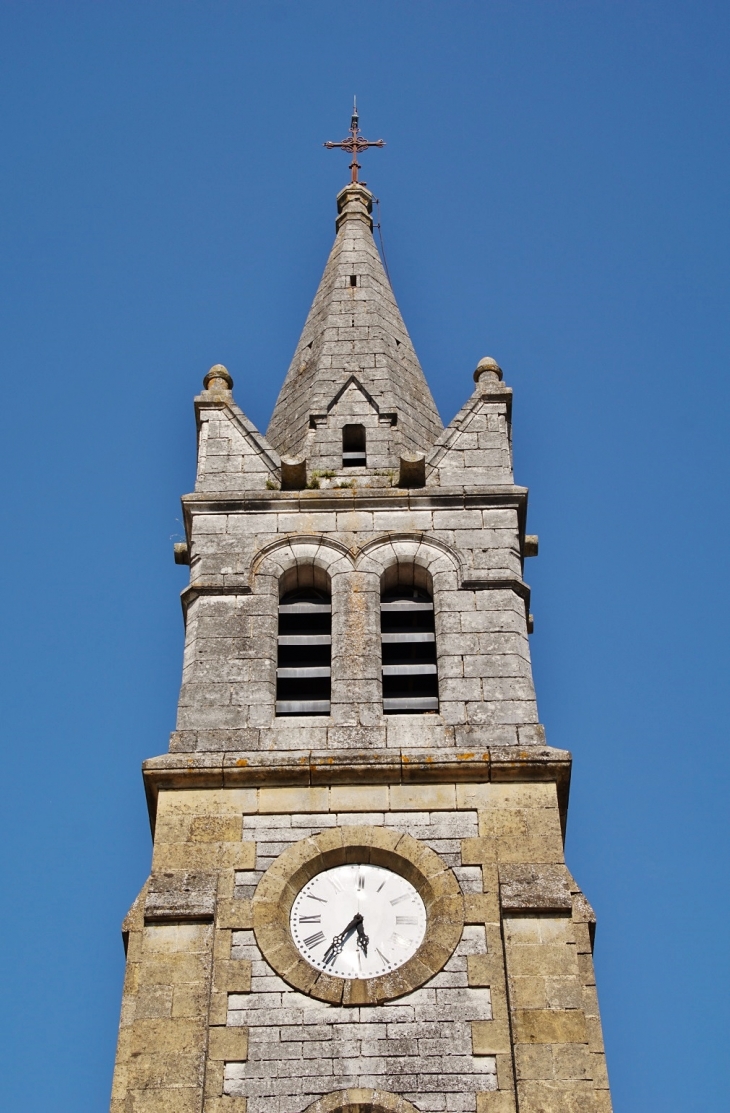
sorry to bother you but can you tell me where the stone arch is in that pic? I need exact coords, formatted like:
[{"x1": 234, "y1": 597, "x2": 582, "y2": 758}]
[
  {"x1": 355, "y1": 532, "x2": 463, "y2": 594},
  {"x1": 250, "y1": 534, "x2": 355, "y2": 595},
  {"x1": 301, "y1": 1090, "x2": 421, "y2": 1113}
]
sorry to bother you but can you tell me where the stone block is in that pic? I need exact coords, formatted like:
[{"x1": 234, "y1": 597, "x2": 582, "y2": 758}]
[
  {"x1": 329, "y1": 784, "x2": 389, "y2": 811},
  {"x1": 214, "y1": 959, "x2": 252, "y2": 994},
  {"x1": 205, "y1": 1099, "x2": 248, "y2": 1113},
  {"x1": 208, "y1": 1025, "x2": 249, "y2": 1060},
  {"x1": 479, "y1": 811, "x2": 529, "y2": 839},
  {"x1": 506, "y1": 945, "x2": 578, "y2": 980},
  {"x1": 128, "y1": 1087, "x2": 201, "y2": 1113},
  {"x1": 472, "y1": 1020, "x2": 512, "y2": 1055},
  {"x1": 513, "y1": 1009, "x2": 588, "y2": 1045},
  {"x1": 499, "y1": 864, "x2": 575, "y2": 912},
  {"x1": 591, "y1": 1051, "x2": 610, "y2": 1089},
  {"x1": 585, "y1": 1016, "x2": 605, "y2": 1053},
  {"x1": 258, "y1": 786, "x2": 329, "y2": 813},
  {"x1": 552, "y1": 1043, "x2": 592, "y2": 1081},
  {"x1": 461, "y1": 837, "x2": 497, "y2": 865},
  {"x1": 214, "y1": 929, "x2": 232, "y2": 960},
  {"x1": 467, "y1": 954, "x2": 505, "y2": 987},
  {"x1": 495, "y1": 835, "x2": 564, "y2": 864},
  {"x1": 509, "y1": 976, "x2": 548, "y2": 1010},
  {"x1": 130, "y1": 1017, "x2": 206, "y2": 1055},
  {"x1": 141, "y1": 921, "x2": 211, "y2": 957},
  {"x1": 139, "y1": 954, "x2": 211, "y2": 987},
  {"x1": 516, "y1": 1079, "x2": 597, "y2": 1113},
  {"x1": 172, "y1": 983, "x2": 212, "y2": 1018},
  {"x1": 216, "y1": 899, "x2": 253, "y2": 930},
  {"x1": 133, "y1": 985, "x2": 174, "y2": 1020},
  {"x1": 208, "y1": 991, "x2": 228, "y2": 1025},
  {"x1": 205, "y1": 1059, "x2": 225, "y2": 1097},
  {"x1": 126, "y1": 1050, "x2": 203, "y2": 1089},
  {"x1": 190, "y1": 816, "x2": 243, "y2": 842},
  {"x1": 476, "y1": 1093, "x2": 517, "y2": 1113},
  {"x1": 390, "y1": 784, "x2": 457, "y2": 810},
  {"x1": 464, "y1": 893, "x2": 501, "y2": 923},
  {"x1": 545, "y1": 976, "x2": 583, "y2": 1011},
  {"x1": 145, "y1": 871, "x2": 217, "y2": 921},
  {"x1": 154, "y1": 814, "x2": 194, "y2": 844},
  {"x1": 514, "y1": 1043, "x2": 555, "y2": 1080}
]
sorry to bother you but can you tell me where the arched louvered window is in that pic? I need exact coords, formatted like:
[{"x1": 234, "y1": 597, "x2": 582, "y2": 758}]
[
  {"x1": 381, "y1": 586, "x2": 439, "y2": 714},
  {"x1": 342, "y1": 424, "x2": 366, "y2": 467},
  {"x1": 275, "y1": 588, "x2": 331, "y2": 716}
]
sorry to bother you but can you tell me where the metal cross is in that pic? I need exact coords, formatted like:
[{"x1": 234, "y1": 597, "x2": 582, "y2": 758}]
[{"x1": 324, "y1": 98, "x2": 385, "y2": 183}]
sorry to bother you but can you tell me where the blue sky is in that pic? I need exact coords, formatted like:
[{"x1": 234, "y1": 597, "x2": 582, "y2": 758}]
[{"x1": 0, "y1": 2, "x2": 728, "y2": 1110}]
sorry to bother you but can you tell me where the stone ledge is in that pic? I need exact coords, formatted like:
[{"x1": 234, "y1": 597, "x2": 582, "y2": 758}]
[
  {"x1": 499, "y1": 864, "x2": 577, "y2": 912},
  {"x1": 181, "y1": 484, "x2": 528, "y2": 516},
  {"x1": 142, "y1": 746, "x2": 572, "y2": 832},
  {"x1": 144, "y1": 870, "x2": 217, "y2": 922}
]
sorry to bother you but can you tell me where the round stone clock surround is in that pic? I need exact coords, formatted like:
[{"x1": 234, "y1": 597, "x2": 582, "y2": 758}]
[{"x1": 251, "y1": 825, "x2": 465, "y2": 1005}]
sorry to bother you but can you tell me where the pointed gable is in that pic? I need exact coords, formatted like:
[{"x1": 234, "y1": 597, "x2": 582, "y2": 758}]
[
  {"x1": 195, "y1": 365, "x2": 280, "y2": 493},
  {"x1": 266, "y1": 183, "x2": 443, "y2": 465},
  {"x1": 427, "y1": 359, "x2": 514, "y2": 486}
]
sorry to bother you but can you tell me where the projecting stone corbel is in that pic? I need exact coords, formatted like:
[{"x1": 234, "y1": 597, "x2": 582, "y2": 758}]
[
  {"x1": 280, "y1": 457, "x2": 307, "y2": 490},
  {"x1": 398, "y1": 453, "x2": 426, "y2": 487},
  {"x1": 173, "y1": 542, "x2": 190, "y2": 565},
  {"x1": 524, "y1": 535, "x2": 539, "y2": 557}
]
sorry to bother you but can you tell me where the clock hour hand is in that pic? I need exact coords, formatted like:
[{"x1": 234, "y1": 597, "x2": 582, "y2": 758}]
[
  {"x1": 355, "y1": 919, "x2": 369, "y2": 957},
  {"x1": 323, "y1": 913, "x2": 364, "y2": 964}
]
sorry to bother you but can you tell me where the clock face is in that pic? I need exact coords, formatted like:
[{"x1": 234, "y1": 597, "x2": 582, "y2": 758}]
[{"x1": 290, "y1": 863, "x2": 427, "y2": 979}]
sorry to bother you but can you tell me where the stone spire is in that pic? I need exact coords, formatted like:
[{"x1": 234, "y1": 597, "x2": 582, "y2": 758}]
[{"x1": 266, "y1": 183, "x2": 443, "y2": 466}]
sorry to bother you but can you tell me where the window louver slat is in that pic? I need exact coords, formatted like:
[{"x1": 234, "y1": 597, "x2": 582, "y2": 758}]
[
  {"x1": 381, "y1": 588, "x2": 439, "y2": 715},
  {"x1": 276, "y1": 588, "x2": 331, "y2": 716}
]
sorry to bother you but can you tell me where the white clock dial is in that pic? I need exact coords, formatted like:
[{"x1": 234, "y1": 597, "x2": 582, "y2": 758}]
[{"x1": 290, "y1": 863, "x2": 427, "y2": 979}]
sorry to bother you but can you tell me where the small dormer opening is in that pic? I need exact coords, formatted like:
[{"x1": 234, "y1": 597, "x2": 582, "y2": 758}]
[
  {"x1": 349, "y1": 274, "x2": 357, "y2": 287},
  {"x1": 342, "y1": 424, "x2": 366, "y2": 467}
]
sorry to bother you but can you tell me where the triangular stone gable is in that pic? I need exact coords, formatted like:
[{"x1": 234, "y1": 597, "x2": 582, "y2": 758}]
[
  {"x1": 427, "y1": 384, "x2": 514, "y2": 486},
  {"x1": 303, "y1": 375, "x2": 399, "y2": 473},
  {"x1": 195, "y1": 396, "x2": 280, "y2": 493},
  {"x1": 324, "y1": 373, "x2": 391, "y2": 419}
]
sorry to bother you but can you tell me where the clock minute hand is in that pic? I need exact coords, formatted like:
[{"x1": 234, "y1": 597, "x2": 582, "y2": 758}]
[{"x1": 323, "y1": 913, "x2": 363, "y2": 964}]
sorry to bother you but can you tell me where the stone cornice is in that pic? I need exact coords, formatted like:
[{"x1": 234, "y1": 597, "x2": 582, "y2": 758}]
[
  {"x1": 142, "y1": 745, "x2": 572, "y2": 835},
  {"x1": 181, "y1": 485, "x2": 529, "y2": 542},
  {"x1": 182, "y1": 484, "x2": 527, "y2": 512}
]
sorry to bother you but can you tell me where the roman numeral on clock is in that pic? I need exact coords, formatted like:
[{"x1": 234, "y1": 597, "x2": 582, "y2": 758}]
[
  {"x1": 390, "y1": 893, "x2": 411, "y2": 906},
  {"x1": 297, "y1": 915, "x2": 321, "y2": 924},
  {"x1": 303, "y1": 931, "x2": 325, "y2": 948},
  {"x1": 396, "y1": 916, "x2": 418, "y2": 925}
]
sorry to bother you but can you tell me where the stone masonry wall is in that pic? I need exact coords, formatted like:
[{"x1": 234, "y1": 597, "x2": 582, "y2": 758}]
[
  {"x1": 173, "y1": 498, "x2": 535, "y2": 748},
  {"x1": 110, "y1": 782, "x2": 611, "y2": 1113}
]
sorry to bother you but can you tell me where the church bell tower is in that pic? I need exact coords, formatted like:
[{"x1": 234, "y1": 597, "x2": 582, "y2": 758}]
[{"x1": 109, "y1": 138, "x2": 613, "y2": 1113}]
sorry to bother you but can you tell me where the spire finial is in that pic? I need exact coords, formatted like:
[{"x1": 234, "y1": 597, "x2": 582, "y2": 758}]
[{"x1": 324, "y1": 99, "x2": 385, "y2": 183}]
